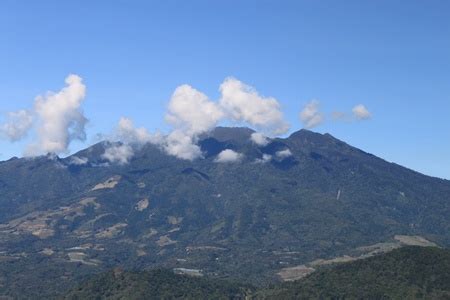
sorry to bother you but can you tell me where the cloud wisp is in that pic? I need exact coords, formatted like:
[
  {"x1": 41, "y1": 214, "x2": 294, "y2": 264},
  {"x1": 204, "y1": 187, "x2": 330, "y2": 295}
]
[
  {"x1": 299, "y1": 100, "x2": 324, "y2": 129},
  {"x1": 0, "y1": 110, "x2": 34, "y2": 142},
  {"x1": 300, "y1": 101, "x2": 372, "y2": 129}
]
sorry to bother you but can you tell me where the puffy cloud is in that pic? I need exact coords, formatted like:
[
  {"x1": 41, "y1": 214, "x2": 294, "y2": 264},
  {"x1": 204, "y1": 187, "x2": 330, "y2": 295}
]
[
  {"x1": 163, "y1": 130, "x2": 202, "y2": 161},
  {"x1": 162, "y1": 85, "x2": 224, "y2": 160},
  {"x1": 102, "y1": 144, "x2": 133, "y2": 165},
  {"x1": 275, "y1": 149, "x2": 292, "y2": 158},
  {"x1": 352, "y1": 104, "x2": 371, "y2": 120},
  {"x1": 166, "y1": 85, "x2": 224, "y2": 136},
  {"x1": 116, "y1": 117, "x2": 162, "y2": 145},
  {"x1": 0, "y1": 110, "x2": 33, "y2": 142},
  {"x1": 250, "y1": 132, "x2": 270, "y2": 146},
  {"x1": 219, "y1": 78, "x2": 289, "y2": 135},
  {"x1": 26, "y1": 74, "x2": 87, "y2": 156},
  {"x1": 214, "y1": 149, "x2": 243, "y2": 163},
  {"x1": 299, "y1": 100, "x2": 324, "y2": 129}
]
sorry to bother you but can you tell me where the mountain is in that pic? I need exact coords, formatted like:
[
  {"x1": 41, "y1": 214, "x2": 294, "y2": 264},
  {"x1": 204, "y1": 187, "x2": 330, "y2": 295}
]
[
  {"x1": 63, "y1": 246, "x2": 450, "y2": 299},
  {"x1": 0, "y1": 127, "x2": 449, "y2": 298}
]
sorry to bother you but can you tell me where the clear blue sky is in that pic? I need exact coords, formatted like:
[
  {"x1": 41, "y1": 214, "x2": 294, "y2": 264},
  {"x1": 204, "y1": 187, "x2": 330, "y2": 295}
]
[{"x1": 1, "y1": 0, "x2": 449, "y2": 179}]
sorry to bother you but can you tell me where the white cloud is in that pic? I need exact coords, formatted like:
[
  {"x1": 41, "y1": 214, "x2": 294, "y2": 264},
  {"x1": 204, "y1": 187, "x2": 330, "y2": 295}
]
[
  {"x1": 214, "y1": 149, "x2": 243, "y2": 163},
  {"x1": 163, "y1": 130, "x2": 202, "y2": 161},
  {"x1": 102, "y1": 144, "x2": 133, "y2": 165},
  {"x1": 275, "y1": 149, "x2": 292, "y2": 158},
  {"x1": 352, "y1": 104, "x2": 371, "y2": 120},
  {"x1": 26, "y1": 74, "x2": 88, "y2": 156},
  {"x1": 255, "y1": 154, "x2": 272, "y2": 163},
  {"x1": 162, "y1": 85, "x2": 224, "y2": 160},
  {"x1": 299, "y1": 100, "x2": 324, "y2": 129},
  {"x1": 69, "y1": 156, "x2": 88, "y2": 165},
  {"x1": 250, "y1": 132, "x2": 270, "y2": 146},
  {"x1": 116, "y1": 117, "x2": 162, "y2": 145},
  {"x1": 0, "y1": 110, "x2": 33, "y2": 142},
  {"x1": 219, "y1": 78, "x2": 289, "y2": 135},
  {"x1": 166, "y1": 84, "x2": 224, "y2": 136}
]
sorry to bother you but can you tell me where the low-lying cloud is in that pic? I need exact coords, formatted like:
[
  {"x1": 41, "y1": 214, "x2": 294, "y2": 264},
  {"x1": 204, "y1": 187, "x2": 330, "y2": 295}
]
[
  {"x1": 275, "y1": 149, "x2": 292, "y2": 159},
  {"x1": 214, "y1": 149, "x2": 243, "y2": 163},
  {"x1": 101, "y1": 144, "x2": 133, "y2": 165},
  {"x1": 255, "y1": 154, "x2": 272, "y2": 164},
  {"x1": 250, "y1": 132, "x2": 270, "y2": 146}
]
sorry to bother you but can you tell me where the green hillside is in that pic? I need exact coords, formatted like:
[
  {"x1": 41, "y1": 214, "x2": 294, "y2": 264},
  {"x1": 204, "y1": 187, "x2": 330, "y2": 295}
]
[
  {"x1": 257, "y1": 246, "x2": 450, "y2": 299},
  {"x1": 63, "y1": 247, "x2": 450, "y2": 300},
  {"x1": 63, "y1": 269, "x2": 249, "y2": 300}
]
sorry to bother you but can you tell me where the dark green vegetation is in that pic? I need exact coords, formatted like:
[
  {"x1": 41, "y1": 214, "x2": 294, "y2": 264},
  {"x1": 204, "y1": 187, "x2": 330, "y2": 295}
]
[
  {"x1": 63, "y1": 269, "x2": 249, "y2": 300},
  {"x1": 64, "y1": 247, "x2": 450, "y2": 300},
  {"x1": 0, "y1": 127, "x2": 449, "y2": 298},
  {"x1": 258, "y1": 246, "x2": 450, "y2": 299}
]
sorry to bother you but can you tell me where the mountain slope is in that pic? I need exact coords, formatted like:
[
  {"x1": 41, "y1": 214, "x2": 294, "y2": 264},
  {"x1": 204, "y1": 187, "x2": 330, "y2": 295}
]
[{"x1": 0, "y1": 127, "x2": 449, "y2": 298}]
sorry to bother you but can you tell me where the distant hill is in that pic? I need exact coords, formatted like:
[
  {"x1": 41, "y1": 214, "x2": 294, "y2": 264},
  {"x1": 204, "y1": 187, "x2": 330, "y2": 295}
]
[
  {"x1": 62, "y1": 269, "x2": 249, "y2": 300},
  {"x1": 0, "y1": 127, "x2": 449, "y2": 298},
  {"x1": 63, "y1": 247, "x2": 450, "y2": 299},
  {"x1": 257, "y1": 246, "x2": 450, "y2": 299}
]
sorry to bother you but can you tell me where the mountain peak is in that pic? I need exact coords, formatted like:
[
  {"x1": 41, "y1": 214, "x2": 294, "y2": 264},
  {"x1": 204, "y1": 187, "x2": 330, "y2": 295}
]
[{"x1": 207, "y1": 126, "x2": 255, "y2": 143}]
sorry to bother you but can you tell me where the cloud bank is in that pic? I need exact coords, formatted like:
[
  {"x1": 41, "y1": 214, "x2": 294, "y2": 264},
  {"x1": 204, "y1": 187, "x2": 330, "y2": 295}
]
[
  {"x1": 106, "y1": 77, "x2": 290, "y2": 162},
  {"x1": 1, "y1": 74, "x2": 372, "y2": 164}
]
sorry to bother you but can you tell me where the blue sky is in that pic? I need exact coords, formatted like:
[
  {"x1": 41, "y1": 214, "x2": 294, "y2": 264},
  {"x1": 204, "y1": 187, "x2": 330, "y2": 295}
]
[{"x1": 0, "y1": 0, "x2": 449, "y2": 179}]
